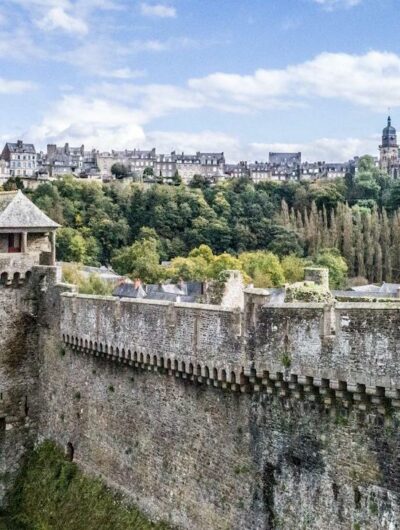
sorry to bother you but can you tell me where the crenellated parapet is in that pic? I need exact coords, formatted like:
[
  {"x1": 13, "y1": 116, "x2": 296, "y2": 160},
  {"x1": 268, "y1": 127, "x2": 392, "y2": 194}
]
[
  {"x1": 0, "y1": 253, "x2": 40, "y2": 285},
  {"x1": 60, "y1": 292, "x2": 400, "y2": 414},
  {"x1": 61, "y1": 294, "x2": 245, "y2": 385}
]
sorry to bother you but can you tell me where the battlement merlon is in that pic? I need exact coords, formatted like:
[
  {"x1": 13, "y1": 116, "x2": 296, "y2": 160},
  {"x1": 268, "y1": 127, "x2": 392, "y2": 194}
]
[{"x1": 60, "y1": 291, "x2": 400, "y2": 400}]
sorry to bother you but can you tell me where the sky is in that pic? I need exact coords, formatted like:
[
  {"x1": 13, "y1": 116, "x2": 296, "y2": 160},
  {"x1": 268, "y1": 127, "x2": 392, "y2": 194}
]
[{"x1": 1, "y1": 0, "x2": 400, "y2": 162}]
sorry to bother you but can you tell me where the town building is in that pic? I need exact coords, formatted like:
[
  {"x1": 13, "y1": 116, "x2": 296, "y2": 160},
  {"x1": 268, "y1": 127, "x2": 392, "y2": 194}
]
[
  {"x1": 96, "y1": 152, "x2": 116, "y2": 180},
  {"x1": 249, "y1": 162, "x2": 271, "y2": 183},
  {"x1": 173, "y1": 152, "x2": 202, "y2": 183},
  {"x1": 47, "y1": 143, "x2": 84, "y2": 176},
  {"x1": 269, "y1": 152, "x2": 301, "y2": 166},
  {"x1": 224, "y1": 161, "x2": 250, "y2": 179},
  {"x1": 379, "y1": 116, "x2": 400, "y2": 177},
  {"x1": 1, "y1": 140, "x2": 37, "y2": 177},
  {"x1": 154, "y1": 153, "x2": 176, "y2": 179}
]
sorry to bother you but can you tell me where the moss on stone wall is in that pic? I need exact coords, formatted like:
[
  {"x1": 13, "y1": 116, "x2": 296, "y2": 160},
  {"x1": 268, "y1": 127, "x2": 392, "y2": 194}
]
[
  {"x1": 285, "y1": 281, "x2": 333, "y2": 303},
  {"x1": 4, "y1": 441, "x2": 170, "y2": 530}
]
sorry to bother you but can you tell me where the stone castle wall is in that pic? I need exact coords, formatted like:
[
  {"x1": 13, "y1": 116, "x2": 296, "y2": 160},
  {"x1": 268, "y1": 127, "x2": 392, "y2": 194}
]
[
  {"x1": 0, "y1": 266, "x2": 59, "y2": 502},
  {"x1": 61, "y1": 294, "x2": 400, "y2": 410},
  {"x1": 4, "y1": 273, "x2": 400, "y2": 528},
  {"x1": 51, "y1": 291, "x2": 400, "y2": 528}
]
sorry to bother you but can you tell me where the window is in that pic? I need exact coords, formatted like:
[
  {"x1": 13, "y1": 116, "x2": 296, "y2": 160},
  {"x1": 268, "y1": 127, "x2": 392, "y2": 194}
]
[{"x1": 8, "y1": 234, "x2": 21, "y2": 253}]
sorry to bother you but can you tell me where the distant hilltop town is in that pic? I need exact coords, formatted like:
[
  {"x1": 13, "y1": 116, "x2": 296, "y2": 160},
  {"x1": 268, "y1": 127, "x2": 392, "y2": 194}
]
[{"x1": 0, "y1": 117, "x2": 398, "y2": 188}]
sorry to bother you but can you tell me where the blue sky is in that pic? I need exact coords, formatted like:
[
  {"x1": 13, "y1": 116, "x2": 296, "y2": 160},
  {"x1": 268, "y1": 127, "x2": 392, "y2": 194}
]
[{"x1": 0, "y1": 0, "x2": 399, "y2": 161}]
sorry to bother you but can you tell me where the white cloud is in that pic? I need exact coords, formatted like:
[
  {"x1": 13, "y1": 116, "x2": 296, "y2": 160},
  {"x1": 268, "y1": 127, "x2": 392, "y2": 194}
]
[
  {"x1": 147, "y1": 130, "x2": 240, "y2": 155},
  {"x1": 313, "y1": 0, "x2": 362, "y2": 10},
  {"x1": 8, "y1": 0, "x2": 121, "y2": 37},
  {"x1": 189, "y1": 51, "x2": 400, "y2": 111},
  {"x1": 140, "y1": 3, "x2": 176, "y2": 18},
  {"x1": 27, "y1": 87, "x2": 380, "y2": 162},
  {"x1": 0, "y1": 28, "x2": 44, "y2": 60},
  {"x1": 0, "y1": 78, "x2": 36, "y2": 94},
  {"x1": 101, "y1": 68, "x2": 146, "y2": 79},
  {"x1": 29, "y1": 95, "x2": 145, "y2": 150},
  {"x1": 37, "y1": 6, "x2": 88, "y2": 35},
  {"x1": 249, "y1": 137, "x2": 378, "y2": 163}
]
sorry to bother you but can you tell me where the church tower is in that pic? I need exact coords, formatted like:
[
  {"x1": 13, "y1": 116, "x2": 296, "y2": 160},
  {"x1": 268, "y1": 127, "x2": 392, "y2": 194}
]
[{"x1": 379, "y1": 116, "x2": 399, "y2": 172}]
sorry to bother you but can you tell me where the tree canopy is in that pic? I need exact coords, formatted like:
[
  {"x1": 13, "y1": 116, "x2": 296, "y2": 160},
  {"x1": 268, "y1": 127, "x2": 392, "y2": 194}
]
[{"x1": 24, "y1": 156, "x2": 400, "y2": 288}]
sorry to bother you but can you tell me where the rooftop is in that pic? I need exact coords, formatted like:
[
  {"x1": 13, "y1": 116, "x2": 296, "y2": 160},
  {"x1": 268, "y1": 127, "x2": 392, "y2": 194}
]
[
  {"x1": 0, "y1": 190, "x2": 60, "y2": 230},
  {"x1": 4, "y1": 141, "x2": 36, "y2": 154}
]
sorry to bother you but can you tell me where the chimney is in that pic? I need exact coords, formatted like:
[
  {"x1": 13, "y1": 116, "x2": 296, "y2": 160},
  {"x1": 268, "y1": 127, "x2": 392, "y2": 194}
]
[{"x1": 133, "y1": 278, "x2": 142, "y2": 290}]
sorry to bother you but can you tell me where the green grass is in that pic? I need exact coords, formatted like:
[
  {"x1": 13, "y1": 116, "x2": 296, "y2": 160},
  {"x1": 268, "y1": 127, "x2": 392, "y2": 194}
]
[{"x1": 5, "y1": 441, "x2": 170, "y2": 530}]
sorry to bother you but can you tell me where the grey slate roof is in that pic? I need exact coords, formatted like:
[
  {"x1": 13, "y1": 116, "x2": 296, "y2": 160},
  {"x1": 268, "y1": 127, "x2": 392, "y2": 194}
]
[
  {"x1": 0, "y1": 190, "x2": 60, "y2": 229},
  {"x1": 351, "y1": 283, "x2": 400, "y2": 294},
  {"x1": 5, "y1": 142, "x2": 35, "y2": 154},
  {"x1": 113, "y1": 283, "x2": 147, "y2": 299}
]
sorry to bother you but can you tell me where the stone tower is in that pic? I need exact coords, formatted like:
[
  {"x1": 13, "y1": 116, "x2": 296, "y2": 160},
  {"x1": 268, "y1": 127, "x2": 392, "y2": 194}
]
[{"x1": 379, "y1": 116, "x2": 399, "y2": 172}]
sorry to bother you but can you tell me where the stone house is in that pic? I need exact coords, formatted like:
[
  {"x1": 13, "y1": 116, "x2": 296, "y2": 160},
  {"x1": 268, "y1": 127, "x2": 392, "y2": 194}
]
[
  {"x1": 249, "y1": 162, "x2": 271, "y2": 183},
  {"x1": 1, "y1": 141, "x2": 37, "y2": 178},
  {"x1": 0, "y1": 190, "x2": 59, "y2": 280}
]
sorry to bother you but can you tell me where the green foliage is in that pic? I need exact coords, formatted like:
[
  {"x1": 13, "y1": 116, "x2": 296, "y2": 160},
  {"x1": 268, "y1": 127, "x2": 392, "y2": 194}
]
[
  {"x1": 5, "y1": 441, "x2": 169, "y2": 530},
  {"x1": 281, "y1": 255, "x2": 309, "y2": 283},
  {"x1": 239, "y1": 251, "x2": 285, "y2": 288},
  {"x1": 315, "y1": 248, "x2": 348, "y2": 289},
  {"x1": 62, "y1": 264, "x2": 115, "y2": 296},
  {"x1": 172, "y1": 170, "x2": 182, "y2": 186},
  {"x1": 111, "y1": 235, "x2": 165, "y2": 283},
  {"x1": 280, "y1": 353, "x2": 292, "y2": 368},
  {"x1": 2, "y1": 177, "x2": 25, "y2": 191},
  {"x1": 25, "y1": 164, "x2": 400, "y2": 285},
  {"x1": 143, "y1": 167, "x2": 154, "y2": 177},
  {"x1": 285, "y1": 282, "x2": 333, "y2": 303},
  {"x1": 111, "y1": 163, "x2": 129, "y2": 179},
  {"x1": 57, "y1": 227, "x2": 100, "y2": 265}
]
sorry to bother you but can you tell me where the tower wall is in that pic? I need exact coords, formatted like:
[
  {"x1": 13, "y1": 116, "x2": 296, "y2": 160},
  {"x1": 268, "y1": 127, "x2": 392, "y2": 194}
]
[{"x1": 0, "y1": 266, "x2": 58, "y2": 503}]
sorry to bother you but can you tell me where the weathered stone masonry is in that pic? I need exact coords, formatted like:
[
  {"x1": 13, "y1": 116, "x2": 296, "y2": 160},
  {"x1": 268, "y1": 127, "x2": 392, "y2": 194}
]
[
  {"x1": 61, "y1": 294, "x2": 400, "y2": 413},
  {"x1": 5, "y1": 269, "x2": 400, "y2": 529}
]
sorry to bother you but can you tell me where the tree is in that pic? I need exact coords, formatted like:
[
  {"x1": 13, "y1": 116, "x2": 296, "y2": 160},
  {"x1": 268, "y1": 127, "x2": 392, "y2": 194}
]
[
  {"x1": 111, "y1": 163, "x2": 129, "y2": 179},
  {"x1": 172, "y1": 170, "x2": 182, "y2": 186},
  {"x1": 239, "y1": 251, "x2": 285, "y2": 288},
  {"x1": 189, "y1": 175, "x2": 210, "y2": 190},
  {"x1": 168, "y1": 245, "x2": 215, "y2": 281},
  {"x1": 281, "y1": 255, "x2": 309, "y2": 284},
  {"x1": 315, "y1": 248, "x2": 348, "y2": 289},
  {"x1": 143, "y1": 167, "x2": 154, "y2": 177},
  {"x1": 56, "y1": 227, "x2": 100, "y2": 265},
  {"x1": 267, "y1": 226, "x2": 303, "y2": 257},
  {"x1": 3, "y1": 176, "x2": 24, "y2": 191},
  {"x1": 111, "y1": 237, "x2": 164, "y2": 283},
  {"x1": 62, "y1": 263, "x2": 114, "y2": 295}
]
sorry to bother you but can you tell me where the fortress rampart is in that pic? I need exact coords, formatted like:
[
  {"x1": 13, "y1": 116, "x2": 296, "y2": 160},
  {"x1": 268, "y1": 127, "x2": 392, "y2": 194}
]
[
  {"x1": 4, "y1": 266, "x2": 400, "y2": 529},
  {"x1": 61, "y1": 293, "x2": 400, "y2": 413}
]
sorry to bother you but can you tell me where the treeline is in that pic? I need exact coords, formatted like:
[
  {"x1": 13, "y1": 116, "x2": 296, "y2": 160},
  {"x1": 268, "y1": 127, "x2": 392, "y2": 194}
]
[
  {"x1": 279, "y1": 201, "x2": 400, "y2": 283},
  {"x1": 14, "y1": 154, "x2": 400, "y2": 286}
]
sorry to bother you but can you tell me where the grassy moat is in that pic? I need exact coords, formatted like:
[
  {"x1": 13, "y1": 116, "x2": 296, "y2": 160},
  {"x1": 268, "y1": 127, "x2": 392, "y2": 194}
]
[{"x1": 2, "y1": 441, "x2": 169, "y2": 530}]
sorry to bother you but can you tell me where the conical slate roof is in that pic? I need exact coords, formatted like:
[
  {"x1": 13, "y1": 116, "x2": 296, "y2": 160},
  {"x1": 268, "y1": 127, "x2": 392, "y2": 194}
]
[{"x1": 0, "y1": 190, "x2": 59, "y2": 229}]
